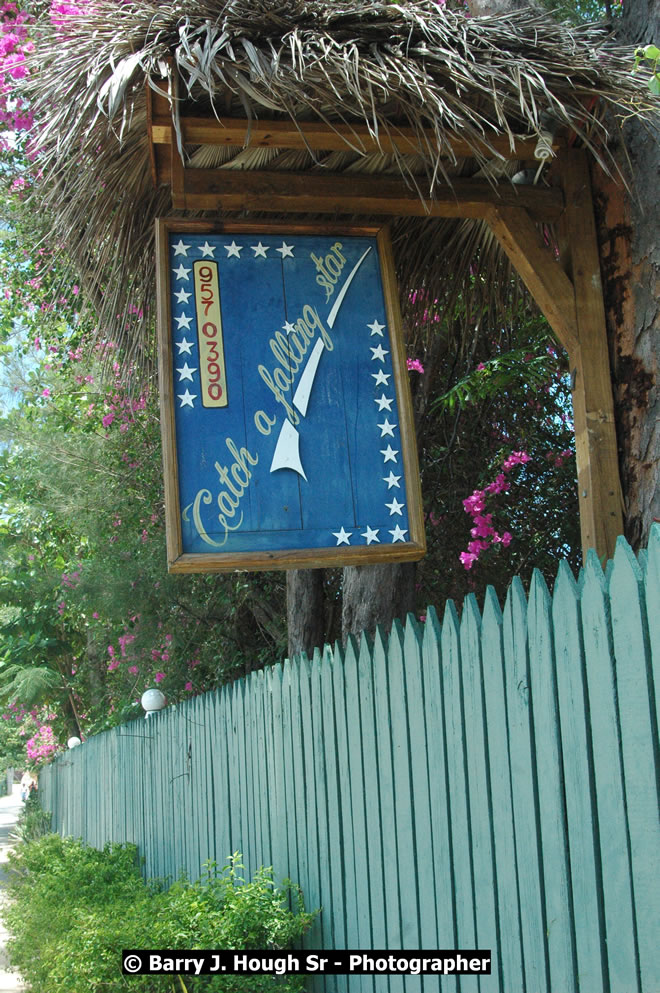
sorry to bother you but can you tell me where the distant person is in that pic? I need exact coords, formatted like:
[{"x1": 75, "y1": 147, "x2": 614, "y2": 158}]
[{"x1": 19, "y1": 770, "x2": 36, "y2": 802}]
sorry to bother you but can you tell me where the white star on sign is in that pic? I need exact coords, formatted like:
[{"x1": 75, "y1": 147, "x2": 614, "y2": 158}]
[
  {"x1": 378, "y1": 418, "x2": 396, "y2": 438},
  {"x1": 386, "y1": 497, "x2": 404, "y2": 516},
  {"x1": 276, "y1": 242, "x2": 294, "y2": 258},
  {"x1": 370, "y1": 344, "x2": 389, "y2": 362},
  {"x1": 361, "y1": 526, "x2": 380, "y2": 545},
  {"x1": 374, "y1": 394, "x2": 393, "y2": 412},
  {"x1": 178, "y1": 389, "x2": 196, "y2": 408},
  {"x1": 389, "y1": 524, "x2": 408, "y2": 542},
  {"x1": 176, "y1": 337, "x2": 193, "y2": 355},
  {"x1": 225, "y1": 241, "x2": 242, "y2": 258},
  {"x1": 368, "y1": 319, "x2": 385, "y2": 336},
  {"x1": 381, "y1": 445, "x2": 399, "y2": 463},
  {"x1": 383, "y1": 471, "x2": 401, "y2": 489},
  {"x1": 332, "y1": 526, "x2": 352, "y2": 545},
  {"x1": 372, "y1": 370, "x2": 391, "y2": 387},
  {"x1": 173, "y1": 239, "x2": 191, "y2": 256},
  {"x1": 175, "y1": 313, "x2": 193, "y2": 330},
  {"x1": 176, "y1": 363, "x2": 197, "y2": 382},
  {"x1": 174, "y1": 287, "x2": 192, "y2": 304},
  {"x1": 283, "y1": 321, "x2": 296, "y2": 335},
  {"x1": 173, "y1": 263, "x2": 190, "y2": 281},
  {"x1": 251, "y1": 242, "x2": 269, "y2": 258},
  {"x1": 199, "y1": 241, "x2": 216, "y2": 257}
]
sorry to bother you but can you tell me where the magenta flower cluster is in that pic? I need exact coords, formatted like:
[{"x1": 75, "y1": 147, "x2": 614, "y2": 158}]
[
  {"x1": 407, "y1": 357, "x2": 425, "y2": 374},
  {"x1": 26, "y1": 724, "x2": 59, "y2": 762},
  {"x1": 459, "y1": 451, "x2": 531, "y2": 569}
]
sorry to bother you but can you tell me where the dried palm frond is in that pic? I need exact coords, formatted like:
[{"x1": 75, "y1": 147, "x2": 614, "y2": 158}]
[{"x1": 21, "y1": 0, "x2": 657, "y2": 372}]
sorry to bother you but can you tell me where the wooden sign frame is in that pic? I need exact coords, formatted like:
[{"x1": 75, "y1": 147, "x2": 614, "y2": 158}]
[{"x1": 156, "y1": 219, "x2": 425, "y2": 572}]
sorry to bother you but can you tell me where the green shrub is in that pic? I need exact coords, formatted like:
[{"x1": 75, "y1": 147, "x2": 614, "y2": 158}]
[
  {"x1": 4, "y1": 838, "x2": 316, "y2": 992},
  {"x1": 11, "y1": 790, "x2": 52, "y2": 843}
]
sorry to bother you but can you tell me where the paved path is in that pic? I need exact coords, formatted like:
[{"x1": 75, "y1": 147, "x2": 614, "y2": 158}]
[{"x1": 0, "y1": 788, "x2": 26, "y2": 991}]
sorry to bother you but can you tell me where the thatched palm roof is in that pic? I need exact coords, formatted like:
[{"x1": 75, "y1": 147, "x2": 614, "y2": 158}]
[{"x1": 24, "y1": 0, "x2": 656, "y2": 367}]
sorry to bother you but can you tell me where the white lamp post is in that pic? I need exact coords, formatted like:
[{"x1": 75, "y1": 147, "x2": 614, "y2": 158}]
[{"x1": 67, "y1": 736, "x2": 82, "y2": 749}]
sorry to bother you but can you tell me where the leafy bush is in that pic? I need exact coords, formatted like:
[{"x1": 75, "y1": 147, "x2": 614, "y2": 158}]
[
  {"x1": 11, "y1": 789, "x2": 52, "y2": 843},
  {"x1": 4, "y1": 836, "x2": 316, "y2": 992}
]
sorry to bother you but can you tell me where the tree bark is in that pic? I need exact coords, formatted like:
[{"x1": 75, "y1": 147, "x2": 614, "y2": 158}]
[
  {"x1": 286, "y1": 568, "x2": 325, "y2": 658},
  {"x1": 341, "y1": 562, "x2": 416, "y2": 643},
  {"x1": 591, "y1": 0, "x2": 660, "y2": 550}
]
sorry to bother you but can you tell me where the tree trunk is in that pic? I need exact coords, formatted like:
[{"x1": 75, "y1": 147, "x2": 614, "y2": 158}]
[
  {"x1": 341, "y1": 562, "x2": 416, "y2": 643},
  {"x1": 591, "y1": 0, "x2": 660, "y2": 550},
  {"x1": 286, "y1": 568, "x2": 325, "y2": 658}
]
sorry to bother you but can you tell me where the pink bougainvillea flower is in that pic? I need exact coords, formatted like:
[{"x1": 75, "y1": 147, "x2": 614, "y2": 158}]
[
  {"x1": 154, "y1": 672, "x2": 165, "y2": 683},
  {"x1": 406, "y1": 357, "x2": 425, "y2": 374}
]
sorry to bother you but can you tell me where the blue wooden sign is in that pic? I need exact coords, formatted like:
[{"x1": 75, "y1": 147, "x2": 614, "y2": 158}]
[{"x1": 157, "y1": 221, "x2": 425, "y2": 571}]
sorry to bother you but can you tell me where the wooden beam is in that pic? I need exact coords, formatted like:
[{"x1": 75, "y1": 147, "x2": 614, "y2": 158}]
[
  {"x1": 171, "y1": 168, "x2": 564, "y2": 222},
  {"x1": 559, "y1": 148, "x2": 624, "y2": 561},
  {"x1": 150, "y1": 114, "x2": 562, "y2": 161},
  {"x1": 488, "y1": 205, "x2": 579, "y2": 354}
]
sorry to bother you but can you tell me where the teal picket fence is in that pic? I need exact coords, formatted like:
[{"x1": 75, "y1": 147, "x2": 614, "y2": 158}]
[{"x1": 40, "y1": 530, "x2": 660, "y2": 992}]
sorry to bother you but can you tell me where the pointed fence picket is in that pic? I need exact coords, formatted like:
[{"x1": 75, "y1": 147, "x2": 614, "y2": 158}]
[{"x1": 39, "y1": 529, "x2": 660, "y2": 993}]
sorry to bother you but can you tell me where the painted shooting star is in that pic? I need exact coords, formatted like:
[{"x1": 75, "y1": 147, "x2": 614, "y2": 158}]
[{"x1": 270, "y1": 246, "x2": 372, "y2": 481}]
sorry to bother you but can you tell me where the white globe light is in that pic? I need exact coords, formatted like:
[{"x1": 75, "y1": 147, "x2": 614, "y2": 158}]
[
  {"x1": 67, "y1": 736, "x2": 82, "y2": 749},
  {"x1": 141, "y1": 688, "x2": 167, "y2": 717}
]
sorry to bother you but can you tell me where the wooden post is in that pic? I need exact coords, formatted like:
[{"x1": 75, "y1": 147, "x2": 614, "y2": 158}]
[{"x1": 559, "y1": 149, "x2": 623, "y2": 561}]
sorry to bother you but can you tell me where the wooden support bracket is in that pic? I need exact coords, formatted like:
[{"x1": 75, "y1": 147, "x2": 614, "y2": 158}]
[{"x1": 488, "y1": 205, "x2": 579, "y2": 355}]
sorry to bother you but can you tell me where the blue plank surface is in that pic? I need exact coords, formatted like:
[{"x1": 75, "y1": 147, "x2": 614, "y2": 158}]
[
  {"x1": 527, "y1": 571, "x2": 575, "y2": 993},
  {"x1": 608, "y1": 539, "x2": 660, "y2": 993},
  {"x1": 581, "y1": 551, "x2": 639, "y2": 993},
  {"x1": 551, "y1": 562, "x2": 607, "y2": 993},
  {"x1": 502, "y1": 578, "x2": 548, "y2": 993},
  {"x1": 480, "y1": 588, "x2": 524, "y2": 993},
  {"x1": 166, "y1": 232, "x2": 414, "y2": 557}
]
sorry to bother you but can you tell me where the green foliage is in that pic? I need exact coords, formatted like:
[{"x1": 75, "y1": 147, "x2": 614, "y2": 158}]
[
  {"x1": 432, "y1": 343, "x2": 556, "y2": 414},
  {"x1": 4, "y1": 838, "x2": 315, "y2": 993},
  {"x1": 405, "y1": 292, "x2": 580, "y2": 605},
  {"x1": 539, "y1": 0, "x2": 620, "y2": 26},
  {"x1": 0, "y1": 280, "x2": 287, "y2": 741},
  {"x1": 0, "y1": 706, "x2": 31, "y2": 767},
  {"x1": 634, "y1": 44, "x2": 660, "y2": 96},
  {"x1": 11, "y1": 789, "x2": 52, "y2": 843}
]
